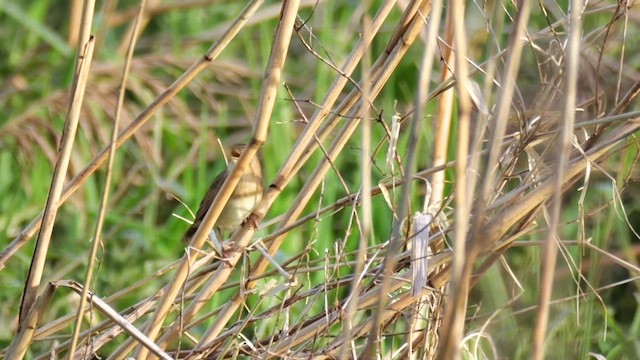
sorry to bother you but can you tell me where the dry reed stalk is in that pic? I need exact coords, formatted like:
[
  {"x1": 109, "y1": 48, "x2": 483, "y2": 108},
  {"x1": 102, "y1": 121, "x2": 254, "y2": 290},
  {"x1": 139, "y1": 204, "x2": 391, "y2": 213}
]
[
  {"x1": 0, "y1": 0, "x2": 263, "y2": 269},
  {"x1": 68, "y1": 0, "x2": 148, "y2": 356},
  {"x1": 439, "y1": 0, "x2": 535, "y2": 355},
  {"x1": 59, "y1": 280, "x2": 173, "y2": 360},
  {"x1": 430, "y1": 117, "x2": 640, "y2": 291},
  {"x1": 126, "y1": 1, "x2": 298, "y2": 358},
  {"x1": 336, "y1": 7, "x2": 374, "y2": 359},
  {"x1": 438, "y1": 0, "x2": 474, "y2": 356},
  {"x1": 365, "y1": 0, "x2": 437, "y2": 353},
  {"x1": 430, "y1": 1, "x2": 455, "y2": 212},
  {"x1": 4, "y1": 282, "x2": 57, "y2": 358},
  {"x1": 395, "y1": 0, "x2": 446, "y2": 356},
  {"x1": 196, "y1": 251, "x2": 452, "y2": 358},
  {"x1": 31, "y1": 259, "x2": 179, "y2": 342},
  {"x1": 27, "y1": 160, "x2": 452, "y2": 358},
  {"x1": 67, "y1": 0, "x2": 83, "y2": 45},
  {"x1": 32, "y1": 258, "x2": 219, "y2": 358},
  {"x1": 195, "y1": 1, "x2": 433, "y2": 356},
  {"x1": 7, "y1": 35, "x2": 96, "y2": 360},
  {"x1": 177, "y1": 0, "x2": 418, "y2": 353},
  {"x1": 532, "y1": 0, "x2": 584, "y2": 357},
  {"x1": 120, "y1": 2, "x2": 440, "y2": 354}
]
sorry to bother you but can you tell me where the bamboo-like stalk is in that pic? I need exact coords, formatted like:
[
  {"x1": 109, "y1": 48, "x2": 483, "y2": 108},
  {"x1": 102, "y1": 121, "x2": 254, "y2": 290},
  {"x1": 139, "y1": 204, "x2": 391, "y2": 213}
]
[
  {"x1": 337, "y1": 7, "x2": 374, "y2": 359},
  {"x1": 429, "y1": 2, "x2": 455, "y2": 211},
  {"x1": 7, "y1": 0, "x2": 266, "y2": 358},
  {"x1": 439, "y1": 0, "x2": 534, "y2": 356},
  {"x1": 70, "y1": 265, "x2": 214, "y2": 358},
  {"x1": 54, "y1": 281, "x2": 174, "y2": 360},
  {"x1": 363, "y1": 1, "x2": 432, "y2": 357},
  {"x1": 532, "y1": 0, "x2": 584, "y2": 358},
  {"x1": 283, "y1": 0, "x2": 400, "y2": 180},
  {"x1": 31, "y1": 258, "x2": 181, "y2": 344},
  {"x1": 9, "y1": 35, "x2": 96, "y2": 360},
  {"x1": 5, "y1": 283, "x2": 57, "y2": 359},
  {"x1": 68, "y1": 1, "x2": 147, "y2": 357},
  {"x1": 182, "y1": 0, "x2": 403, "y2": 350},
  {"x1": 437, "y1": 0, "x2": 473, "y2": 356},
  {"x1": 191, "y1": 1, "x2": 430, "y2": 353},
  {"x1": 407, "y1": 0, "x2": 443, "y2": 356},
  {"x1": 130, "y1": 1, "x2": 298, "y2": 359},
  {"x1": 28, "y1": 258, "x2": 215, "y2": 358},
  {"x1": 67, "y1": 0, "x2": 84, "y2": 46}
]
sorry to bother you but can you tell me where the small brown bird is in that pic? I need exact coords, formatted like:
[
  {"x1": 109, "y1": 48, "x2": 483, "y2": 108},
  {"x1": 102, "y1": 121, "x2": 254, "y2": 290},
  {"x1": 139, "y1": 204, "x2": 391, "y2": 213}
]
[{"x1": 183, "y1": 144, "x2": 263, "y2": 244}]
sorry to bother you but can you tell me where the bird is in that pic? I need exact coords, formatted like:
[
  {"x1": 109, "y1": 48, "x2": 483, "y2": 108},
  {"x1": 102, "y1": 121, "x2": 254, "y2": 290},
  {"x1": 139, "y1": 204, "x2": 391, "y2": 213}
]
[{"x1": 182, "y1": 143, "x2": 263, "y2": 246}]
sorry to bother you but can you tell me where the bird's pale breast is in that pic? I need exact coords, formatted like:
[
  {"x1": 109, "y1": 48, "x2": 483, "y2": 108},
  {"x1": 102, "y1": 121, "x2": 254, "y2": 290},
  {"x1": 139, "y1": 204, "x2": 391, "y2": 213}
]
[{"x1": 215, "y1": 173, "x2": 263, "y2": 230}]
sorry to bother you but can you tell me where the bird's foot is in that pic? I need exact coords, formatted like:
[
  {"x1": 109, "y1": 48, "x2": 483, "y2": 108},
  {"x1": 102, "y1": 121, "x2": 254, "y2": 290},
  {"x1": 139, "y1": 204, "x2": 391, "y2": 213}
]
[{"x1": 242, "y1": 212, "x2": 260, "y2": 230}]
